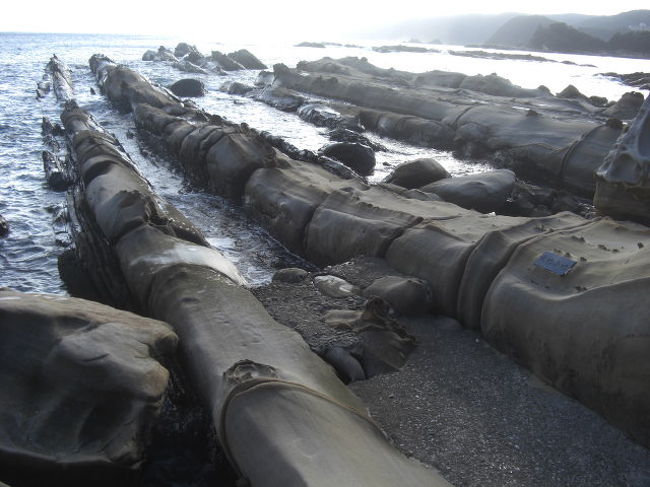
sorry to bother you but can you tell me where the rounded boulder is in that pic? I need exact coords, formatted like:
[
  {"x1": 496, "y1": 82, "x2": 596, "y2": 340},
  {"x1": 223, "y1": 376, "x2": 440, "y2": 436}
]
[
  {"x1": 362, "y1": 276, "x2": 432, "y2": 316},
  {"x1": 169, "y1": 79, "x2": 206, "y2": 98},
  {"x1": 320, "y1": 142, "x2": 376, "y2": 176},
  {"x1": 384, "y1": 158, "x2": 450, "y2": 189}
]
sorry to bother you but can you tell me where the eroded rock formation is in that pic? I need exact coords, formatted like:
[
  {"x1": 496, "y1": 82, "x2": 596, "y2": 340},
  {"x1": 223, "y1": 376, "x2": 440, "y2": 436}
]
[
  {"x1": 143, "y1": 43, "x2": 267, "y2": 75},
  {"x1": 268, "y1": 57, "x2": 632, "y2": 196},
  {"x1": 595, "y1": 96, "x2": 650, "y2": 223},
  {"x1": 0, "y1": 289, "x2": 176, "y2": 487},
  {"x1": 46, "y1": 54, "x2": 74, "y2": 101},
  {"x1": 87, "y1": 54, "x2": 650, "y2": 449},
  {"x1": 61, "y1": 81, "x2": 448, "y2": 485}
]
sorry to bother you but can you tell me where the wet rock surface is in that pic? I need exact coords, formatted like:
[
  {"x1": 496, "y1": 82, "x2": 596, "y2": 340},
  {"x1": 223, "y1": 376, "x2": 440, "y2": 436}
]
[
  {"x1": 0, "y1": 215, "x2": 8, "y2": 237},
  {"x1": 143, "y1": 43, "x2": 266, "y2": 76},
  {"x1": 0, "y1": 289, "x2": 177, "y2": 487},
  {"x1": 319, "y1": 141, "x2": 376, "y2": 176},
  {"x1": 271, "y1": 56, "x2": 633, "y2": 195},
  {"x1": 226, "y1": 49, "x2": 267, "y2": 70},
  {"x1": 169, "y1": 79, "x2": 206, "y2": 98},
  {"x1": 64, "y1": 72, "x2": 448, "y2": 485},
  {"x1": 601, "y1": 71, "x2": 650, "y2": 90},
  {"x1": 85, "y1": 52, "x2": 650, "y2": 459},
  {"x1": 384, "y1": 157, "x2": 451, "y2": 189}
]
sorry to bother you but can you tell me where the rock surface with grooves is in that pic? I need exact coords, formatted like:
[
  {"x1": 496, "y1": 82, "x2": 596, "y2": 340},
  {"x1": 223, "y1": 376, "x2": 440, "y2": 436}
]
[{"x1": 0, "y1": 288, "x2": 177, "y2": 487}]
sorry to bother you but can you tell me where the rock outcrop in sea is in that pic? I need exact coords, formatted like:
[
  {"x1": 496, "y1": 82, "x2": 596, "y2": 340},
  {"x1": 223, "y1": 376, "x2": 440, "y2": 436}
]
[
  {"x1": 55, "y1": 62, "x2": 449, "y2": 484},
  {"x1": 84, "y1": 53, "x2": 650, "y2": 451},
  {"x1": 142, "y1": 42, "x2": 267, "y2": 76}
]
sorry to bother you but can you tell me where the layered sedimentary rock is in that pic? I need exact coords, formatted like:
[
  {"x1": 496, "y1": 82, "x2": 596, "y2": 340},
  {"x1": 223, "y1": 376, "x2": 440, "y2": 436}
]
[
  {"x1": 594, "y1": 96, "x2": 650, "y2": 223},
  {"x1": 87, "y1": 54, "x2": 650, "y2": 449},
  {"x1": 269, "y1": 57, "x2": 629, "y2": 196},
  {"x1": 143, "y1": 43, "x2": 266, "y2": 75},
  {"x1": 481, "y1": 218, "x2": 650, "y2": 447},
  {"x1": 61, "y1": 88, "x2": 448, "y2": 485},
  {"x1": 0, "y1": 289, "x2": 176, "y2": 487},
  {"x1": 46, "y1": 54, "x2": 74, "y2": 101},
  {"x1": 319, "y1": 141, "x2": 376, "y2": 175},
  {"x1": 384, "y1": 157, "x2": 450, "y2": 188},
  {"x1": 419, "y1": 169, "x2": 516, "y2": 213},
  {"x1": 227, "y1": 49, "x2": 267, "y2": 70}
]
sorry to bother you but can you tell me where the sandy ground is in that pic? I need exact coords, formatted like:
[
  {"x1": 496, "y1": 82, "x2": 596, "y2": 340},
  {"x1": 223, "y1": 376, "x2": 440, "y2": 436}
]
[{"x1": 253, "y1": 257, "x2": 650, "y2": 487}]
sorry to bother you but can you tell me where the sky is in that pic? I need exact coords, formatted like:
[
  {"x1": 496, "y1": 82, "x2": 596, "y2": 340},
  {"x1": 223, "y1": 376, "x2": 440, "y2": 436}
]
[{"x1": 2, "y1": 0, "x2": 649, "y2": 40}]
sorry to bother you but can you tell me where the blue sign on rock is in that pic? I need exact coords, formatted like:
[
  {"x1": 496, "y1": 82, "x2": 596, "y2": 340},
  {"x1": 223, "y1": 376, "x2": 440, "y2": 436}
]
[{"x1": 533, "y1": 251, "x2": 577, "y2": 276}]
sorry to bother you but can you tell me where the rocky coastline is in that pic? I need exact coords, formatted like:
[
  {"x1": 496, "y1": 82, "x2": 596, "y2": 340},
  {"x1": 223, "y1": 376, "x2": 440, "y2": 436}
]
[{"x1": 2, "y1": 44, "x2": 650, "y2": 487}]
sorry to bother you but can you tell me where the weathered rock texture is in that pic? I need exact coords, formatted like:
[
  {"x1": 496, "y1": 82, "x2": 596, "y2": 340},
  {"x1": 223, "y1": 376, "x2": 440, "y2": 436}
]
[
  {"x1": 268, "y1": 57, "x2": 632, "y2": 197},
  {"x1": 143, "y1": 43, "x2": 266, "y2": 75},
  {"x1": 0, "y1": 215, "x2": 8, "y2": 237},
  {"x1": 88, "y1": 54, "x2": 650, "y2": 449},
  {"x1": 46, "y1": 54, "x2": 74, "y2": 101},
  {"x1": 420, "y1": 169, "x2": 515, "y2": 213},
  {"x1": 62, "y1": 76, "x2": 448, "y2": 485},
  {"x1": 169, "y1": 78, "x2": 205, "y2": 97},
  {"x1": 595, "y1": 96, "x2": 650, "y2": 223},
  {"x1": 384, "y1": 157, "x2": 450, "y2": 189},
  {"x1": 0, "y1": 289, "x2": 176, "y2": 487}
]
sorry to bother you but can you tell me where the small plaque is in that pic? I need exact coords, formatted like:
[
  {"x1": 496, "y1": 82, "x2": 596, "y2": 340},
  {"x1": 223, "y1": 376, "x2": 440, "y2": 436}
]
[{"x1": 533, "y1": 251, "x2": 577, "y2": 276}]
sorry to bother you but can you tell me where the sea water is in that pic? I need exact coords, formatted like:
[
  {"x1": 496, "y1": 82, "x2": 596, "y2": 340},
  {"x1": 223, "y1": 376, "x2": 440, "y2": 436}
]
[{"x1": 1, "y1": 32, "x2": 649, "y2": 294}]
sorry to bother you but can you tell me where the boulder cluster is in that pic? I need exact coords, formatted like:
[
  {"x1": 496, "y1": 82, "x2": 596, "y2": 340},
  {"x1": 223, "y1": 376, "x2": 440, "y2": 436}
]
[{"x1": 142, "y1": 42, "x2": 266, "y2": 76}]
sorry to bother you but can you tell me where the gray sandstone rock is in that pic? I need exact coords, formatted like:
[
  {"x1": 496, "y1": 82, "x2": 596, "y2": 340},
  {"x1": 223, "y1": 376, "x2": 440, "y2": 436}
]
[
  {"x1": 0, "y1": 289, "x2": 177, "y2": 487},
  {"x1": 172, "y1": 60, "x2": 209, "y2": 75},
  {"x1": 384, "y1": 158, "x2": 451, "y2": 189},
  {"x1": 314, "y1": 275, "x2": 360, "y2": 298},
  {"x1": 88, "y1": 54, "x2": 650, "y2": 451},
  {"x1": 210, "y1": 50, "x2": 244, "y2": 71},
  {"x1": 595, "y1": 95, "x2": 650, "y2": 223},
  {"x1": 601, "y1": 91, "x2": 644, "y2": 120},
  {"x1": 142, "y1": 49, "x2": 158, "y2": 61},
  {"x1": 323, "y1": 298, "x2": 416, "y2": 377},
  {"x1": 220, "y1": 80, "x2": 255, "y2": 95},
  {"x1": 459, "y1": 72, "x2": 542, "y2": 98},
  {"x1": 362, "y1": 275, "x2": 432, "y2": 316},
  {"x1": 157, "y1": 46, "x2": 178, "y2": 62},
  {"x1": 420, "y1": 169, "x2": 516, "y2": 213},
  {"x1": 481, "y1": 219, "x2": 650, "y2": 448},
  {"x1": 319, "y1": 141, "x2": 376, "y2": 176},
  {"x1": 169, "y1": 78, "x2": 206, "y2": 98},
  {"x1": 227, "y1": 49, "x2": 267, "y2": 70},
  {"x1": 66, "y1": 87, "x2": 447, "y2": 485},
  {"x1": 174, "y1": 42, "x2": 197, "y2": 58}
]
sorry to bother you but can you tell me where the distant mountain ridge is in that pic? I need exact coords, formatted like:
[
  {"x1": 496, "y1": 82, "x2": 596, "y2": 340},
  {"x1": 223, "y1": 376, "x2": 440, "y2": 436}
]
[
  {"x1": 374, "y1": 10, "x2": 650, "y2": 46},
  {"x1": 369, "y1": 13, "x2": 520, "y2": 45},
  {"x1": 486, "y1": 15, "x2": 555, "y2": 48},
  {"x1": 372, "y1": 10, "x2": 650, "y2": 58}
]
